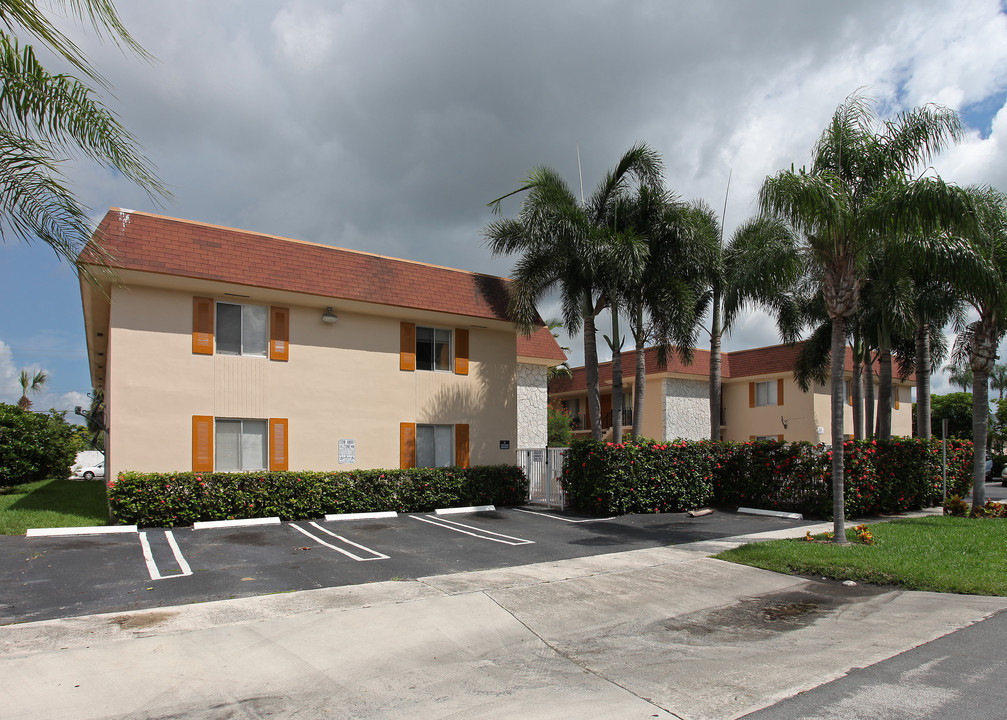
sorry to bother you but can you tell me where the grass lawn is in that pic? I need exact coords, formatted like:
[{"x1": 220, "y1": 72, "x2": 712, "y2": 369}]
[
  {"x1": 0, "y1": 478, "x2": 109, "y2": 535},
  {"x1": 716, "y1": 516, "x2": 1007, "y2": 596}
]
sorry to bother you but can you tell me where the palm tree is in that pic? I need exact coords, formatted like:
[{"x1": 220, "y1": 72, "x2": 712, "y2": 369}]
[
  {"x1": 718, "y1": 214, "x2": 806, "y2": 440},
  {"x1": 485, "y1": 143, "x2": 662, "y2": 440},
  {"x1": 911, "y1": 270, "x2": 965, "y2": 439},
  {"x1": 990, "y1": 362, "x2": 1007, "y2": 401},
  {"x1": 0, "y1": 0, "x2": 167, "y2": 281},
  {"x1": 612, "y1": 189, "x2": 713, "y2": 439},
  {"x1": 945, "y1": 185, "x2": 1007, "y2": 509},
  {"x1": 759, "y1": 92, "x2": 968, "y2": 543},
  {"x1": 17, "y1": 368, "x2": 47, "y2": 410},
  {"x1": 945, "y1": 362, "x2": 973, "y2": 392}
]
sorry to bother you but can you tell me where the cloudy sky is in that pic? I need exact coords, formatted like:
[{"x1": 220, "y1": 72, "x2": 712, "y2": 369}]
[{"x1": 3, "y1": 0, "x2": 1007, "y2": 414}]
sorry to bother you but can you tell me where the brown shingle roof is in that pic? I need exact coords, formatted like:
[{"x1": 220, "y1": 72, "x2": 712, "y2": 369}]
[
  {"x1": 82, "y1": 209, "x2": 520, "y2": 324},
  {"x1": 517, "y1": 326, "x2": 567, "y2": 363},
  {"x1": 550, "y1": 341, "x2": 915, "y2": 393}
]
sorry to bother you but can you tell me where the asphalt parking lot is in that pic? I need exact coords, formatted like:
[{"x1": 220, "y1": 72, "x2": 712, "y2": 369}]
[{"x1": 0, "y1": 506, "x2": 809, "y2": 625}]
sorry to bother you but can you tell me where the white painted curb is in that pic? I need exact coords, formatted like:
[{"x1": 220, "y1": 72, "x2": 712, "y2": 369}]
[
  {"x1": 435, "y1": 505, "x2": 495, "y2": 515},
  {"x1": 324, "y1": 511, "x2": 398, "y2": 521},
  {"x1": 737, "y1": 507, "x2": 803, "y2": 520},
  {"x1": 193, "y1": 517, "x2": 281, "y2": 530},
  {"x1": 27, "y1": 525, "x2": 138, "y2": 537}
]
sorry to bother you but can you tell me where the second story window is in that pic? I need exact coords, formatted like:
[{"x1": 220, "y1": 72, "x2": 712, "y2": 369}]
[
  {"x1": 217, "y1": 302, "x2": 267, "y2": 356},
  {"x1": 416, "y1": 326, "x2": 451, "y2": 371},
  {"x1": 755, "y1": 380, "x2": 778, "y2": 406}
]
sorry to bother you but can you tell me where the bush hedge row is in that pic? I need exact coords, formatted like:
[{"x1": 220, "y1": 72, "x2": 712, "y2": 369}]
[
  {"x1": 562, "y1": 438, "x2": 975, "y2": 518},
  {"x1": 107, "y1": 465, "x2": 527, "y2": 527}
]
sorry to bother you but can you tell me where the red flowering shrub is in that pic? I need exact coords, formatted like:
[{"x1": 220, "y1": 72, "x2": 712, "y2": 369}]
[{"x1": 107, "y1": 465, "x2": 527, "y2": 527}]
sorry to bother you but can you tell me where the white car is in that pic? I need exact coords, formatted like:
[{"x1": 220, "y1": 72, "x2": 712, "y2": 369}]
[{"x1": 77, "y1": 461, "x2": 105, "y2": 480}]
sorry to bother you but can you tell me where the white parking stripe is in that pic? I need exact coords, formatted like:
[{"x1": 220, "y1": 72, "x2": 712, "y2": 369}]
[
  {"x1": 514, "y1": 508, "x2": 616, "y2": 523},
  {"x1": 138, "y1": 531, "x2": 193, "y2": 580},
  {"x1": 411, "y1": 515, "x2": 534, "y2": 545},
  {"x1": 164, "y1": 531, "x2": 193, "y2": 576},
  {"x1": 289, "y1": 523, "x2": 389, "y2": 561},
  {"x1": 138, "y1": 531, "x2": 161, "y2": 580},
  {"x1": 307, "y1": 522, "x2": 389, "y2": 560}
]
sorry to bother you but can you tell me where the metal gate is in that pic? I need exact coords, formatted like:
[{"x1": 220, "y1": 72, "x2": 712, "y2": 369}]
[{"x1": 518, "y1": 447, "x2": 568, "y2": 509}]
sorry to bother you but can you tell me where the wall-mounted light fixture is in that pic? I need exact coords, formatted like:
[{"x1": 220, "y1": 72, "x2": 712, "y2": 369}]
[{"x1": 322, "y1": 307, "x2": 339, "y2": 324}]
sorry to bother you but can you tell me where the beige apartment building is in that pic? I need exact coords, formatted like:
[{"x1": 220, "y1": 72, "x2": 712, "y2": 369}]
[
  {"x1": 549, "y1": 343, "x2": 913, "y2": 443},
  {"x1": 79, "y1": 209, "x2": 565, "y2": 479}
]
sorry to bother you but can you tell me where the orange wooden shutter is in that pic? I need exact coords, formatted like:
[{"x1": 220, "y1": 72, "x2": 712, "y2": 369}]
[
  {"x1": 400, "y1": 322, "x2": 416, "y2": 371},
  {"x1": 455, "y1": 424, "x2": 470, "y2": 467},
  {"x1": 454, "y1": 329, "x2": 469, "y2": 375},
  {"x1": 749, "y1": 382, "x2": 755, "y2": 408},
  {"x1": 894, "y1": 389, "x2": 900, "y2": 410},
  {"x1": 778, "y1": 434, "x2": 785, "y2": 442},
  {"x1": 192, "y1": 297, "x2": 214, "y2": 355},
  {"x1": 269, "y1": 418, "x2": 288, "y2": 471},
  {"x1": 400, "y1": 422, "x2": 416, "y2": 468},
  {"x1": 192, "y1": 415, "x2": 213, "y2": 472},
  {"x1": 269, "y1": 307, "x2": 289, "y2": 361},
  {"x1": 777, "y1": 378, "x2": 784, "y2": 406}
]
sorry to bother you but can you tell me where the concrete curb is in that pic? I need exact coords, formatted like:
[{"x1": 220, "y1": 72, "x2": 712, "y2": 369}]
[
  {"x1": 324, "y1": 511, "x2": 398, "y2": 521},
  {"x1": 26, "y1": 525, "x2": 138, "y2": 538},
  {"x1": 435, "y1": 505, "x2": 495, "y2": 515},
  {"x1": 192, "y1": 517, "x2": 281, "y2": 530}
]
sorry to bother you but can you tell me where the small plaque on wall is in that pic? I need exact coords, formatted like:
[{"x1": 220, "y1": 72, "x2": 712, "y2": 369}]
[
  {"x1": 339, "y1": 439, "x2": 356, "y2": 464},
  {"x1": 499, "y1": 440, "x2": 510, "y2": 450}
]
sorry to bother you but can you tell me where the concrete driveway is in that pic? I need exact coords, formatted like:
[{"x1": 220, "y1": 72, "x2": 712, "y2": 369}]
[{"x1": 3, "y1": 520, "x2": 1005, "y2": 720}]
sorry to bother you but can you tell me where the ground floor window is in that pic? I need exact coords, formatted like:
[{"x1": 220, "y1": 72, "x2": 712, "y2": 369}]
[
  {"x1": 216, "y1": 418, "x2": 268, "y2": 471},
  {"x1": 417, "y1": 424, "x2": 454, "y2": 467}
]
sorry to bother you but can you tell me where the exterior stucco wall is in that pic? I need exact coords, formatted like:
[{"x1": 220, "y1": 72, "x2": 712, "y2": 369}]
[
  {"x1": 662, "y1": 377, "x2": 709, "y2": 441},
  {"x1": 722, "y1": 376, "x2": 815, "y2": 443},
  {"x1": 516, "y1": 363, "x2": 548, "y2": 448},
  {"x1": 107, "y1": 283, "x2": 520, "y2": 475}
]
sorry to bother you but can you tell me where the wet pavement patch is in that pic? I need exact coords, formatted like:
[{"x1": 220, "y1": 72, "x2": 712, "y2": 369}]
[
  {"x1": 662, "y1": 580, "x2": 888, "y2": 642},
  {"x1": 109, "y1": 610, "x2": 177, "y2": 630}
]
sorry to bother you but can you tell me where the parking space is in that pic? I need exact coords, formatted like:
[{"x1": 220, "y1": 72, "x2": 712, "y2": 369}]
[{"x1": 0, "y1": 507, "x2": 811, "y2": 625}]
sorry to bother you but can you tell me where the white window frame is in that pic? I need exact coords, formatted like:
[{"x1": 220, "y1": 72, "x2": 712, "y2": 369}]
[
  {"x1": 415, "y1": 326, "x2": 453, "y2": 372},
  {"x1": 215, "y1": 418, "x2": 268, "y2": 471},
  {"x1": 216, "y1": 302, "x2": 268, "y2": 357},
  {"x1": 416, "y1": 424, "x2": 454, "y2": 467},
  {"x1": 755, "y1": 380, "x2": 778, "y2": 407}
]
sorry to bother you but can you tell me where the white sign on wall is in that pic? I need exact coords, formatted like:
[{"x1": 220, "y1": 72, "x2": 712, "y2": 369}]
[{"x1": 338, "y1": 439, "x2": 356, "y2": 464}]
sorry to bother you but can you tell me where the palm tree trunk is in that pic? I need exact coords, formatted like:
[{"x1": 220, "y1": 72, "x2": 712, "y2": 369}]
[
  {"x1": 864, "y1": 351, "x2": 875, "y2": 439},
  {"x1": 877, "y1": 347, "x2": 893, "y2": 439},
  {"x1": 915, "y1": 322, "x2": 931, "y2": 439},
  {"x1": 583, "y1": 293, "x2": 603, "y2": 440},
  {"x1": 973, "y1": 367, "x2": 990, "y2": 511},
  {"x1": 830, "y1": 316, "x2": 849, "y2": 544},
  {"x1": 611, "y1": 299, "x2": 624, "y2": 444},
  {"x1": 632, "y1": 305, "x2": 646, "y2": 440},
  {"x1": 709, "y1": 288, "x2": 722, "y2": 441},
  {"x1": 852, "y1": 336, "x2": 864, "y2": 440}
]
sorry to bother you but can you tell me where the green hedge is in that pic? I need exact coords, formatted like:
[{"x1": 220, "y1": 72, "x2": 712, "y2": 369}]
[
  {"x1": 562, "y1": 438, "x2": 974, "y2": 518},
  {"x1": 107, "y1": 465, "x2": 527, "y2": 527},
  {"x1": 0, "y1": 404, "x2": 77, "y2": 487}
]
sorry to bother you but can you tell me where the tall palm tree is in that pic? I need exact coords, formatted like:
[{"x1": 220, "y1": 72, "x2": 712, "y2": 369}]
[
  {"x1": 759, "y1": 92, "x2": 968, "y2": 543},
  {"x1": 612, "y1": 189, "x2": 713, "y2": 439},
  {"x1": 911, "y1": 270, "x2": 965, "y2": 439},
  {"x1": 485, "y1": 143, "x2": 662, "y2": 440},
  {"x1": 946, "y1": 185, "x2": 1007, "y2": 509},
  {"x1": 17, "y1": 368, "x2": 47, "y2": 410},
  {"x1": 0, "y1": 0, "x2": 167, "y2": 282}
]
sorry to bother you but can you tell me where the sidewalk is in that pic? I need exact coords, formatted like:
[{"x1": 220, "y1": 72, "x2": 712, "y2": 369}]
[{"x1": 3, "y1": 519, "x2": 1005, "y2": 720}]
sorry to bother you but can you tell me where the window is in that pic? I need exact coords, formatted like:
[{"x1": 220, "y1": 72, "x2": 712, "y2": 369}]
[
  {"x1": 216, "y1": 302, "x2": 267, "y2": 356},
  {"x1": 216, "y1": 419, "x2": 268, "y2": 471},
  {"x1": 755, "y1": 380, "x2": 778, "y2": 407},
  {"x1": 416, "y1": 326, "x2": 451, "y2": 371},
  {"x1": 416, "y1": 424, "x2": 454, "y2": 467}
]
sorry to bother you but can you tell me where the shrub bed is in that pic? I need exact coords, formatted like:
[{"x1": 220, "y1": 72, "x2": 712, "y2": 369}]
[
  {"x1": 562, "y1": 437, "x2": 974, "y2": 518},
  {"x1": 107, "y1": 465, "x2": 527, "y2": 527}
]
